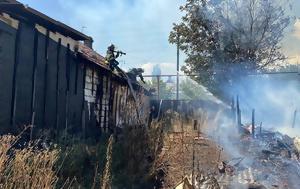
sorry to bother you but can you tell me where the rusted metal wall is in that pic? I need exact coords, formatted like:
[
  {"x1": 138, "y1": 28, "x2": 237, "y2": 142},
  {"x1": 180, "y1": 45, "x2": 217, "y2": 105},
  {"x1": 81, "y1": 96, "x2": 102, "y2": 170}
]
[{"x1": 0, "y1": 18, "x2": 150, "y2": 137}]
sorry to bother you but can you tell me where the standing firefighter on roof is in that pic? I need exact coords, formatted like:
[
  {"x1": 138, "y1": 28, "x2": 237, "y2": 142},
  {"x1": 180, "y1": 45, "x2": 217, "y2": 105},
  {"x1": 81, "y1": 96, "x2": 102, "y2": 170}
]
[{"x1": 105, "y1": 44, "x2": 126, "y2": 71}]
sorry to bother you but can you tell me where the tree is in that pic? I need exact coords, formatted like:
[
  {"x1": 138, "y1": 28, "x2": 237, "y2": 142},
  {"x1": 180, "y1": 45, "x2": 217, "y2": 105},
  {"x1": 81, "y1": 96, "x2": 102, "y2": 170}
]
[
  {"x1": 145, "y1": 78, "x2": 173, "y2": 100},
  {"x1": 170, "y1": 0, "x2": 291, "y2": 97},
  {"x1": 270, "y1": 63, "x2": 299, "y2": 72},
  {"x1": 180, "y1": 78, "x2": 209, "y2": 100}
]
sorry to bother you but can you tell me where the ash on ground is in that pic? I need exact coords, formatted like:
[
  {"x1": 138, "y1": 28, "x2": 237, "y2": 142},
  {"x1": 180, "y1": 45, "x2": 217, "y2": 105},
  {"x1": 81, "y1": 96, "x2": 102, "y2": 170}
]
[{"x1": 215, "y1": 128, "x2": 300, "y2": 189}]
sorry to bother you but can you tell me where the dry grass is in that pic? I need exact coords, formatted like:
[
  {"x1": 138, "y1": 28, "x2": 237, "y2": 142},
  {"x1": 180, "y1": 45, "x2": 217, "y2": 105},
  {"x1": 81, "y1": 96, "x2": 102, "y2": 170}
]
[
  {"x1": 0, "y1": 135, "x2": 17, "y2": 184},
  {"x1": 152, "y1": 110, "x2": 226, "y2": 188},
  {"x1": 101, "y1": 135, "x2": 113, "y2": 189},
  {"x1": 0, "y1": 135, "x2": 60, "y2": 189}
]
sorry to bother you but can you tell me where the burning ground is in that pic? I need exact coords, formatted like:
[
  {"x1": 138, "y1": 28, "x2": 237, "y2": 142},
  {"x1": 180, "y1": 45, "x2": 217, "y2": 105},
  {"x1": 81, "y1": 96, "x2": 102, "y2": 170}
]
[
  {"x1": 153, "y1": 103, "x2": 300, "y2": 189},
  {"x1": 212, "y1": 123, "x2": 300, "y2": 189}
]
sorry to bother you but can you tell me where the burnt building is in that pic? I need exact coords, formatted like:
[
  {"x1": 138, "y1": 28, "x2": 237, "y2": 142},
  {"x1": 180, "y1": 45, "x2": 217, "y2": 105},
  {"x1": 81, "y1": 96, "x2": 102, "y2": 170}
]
[{"x1": 0, "y1": 0, "x2": 149, "y2": 137}]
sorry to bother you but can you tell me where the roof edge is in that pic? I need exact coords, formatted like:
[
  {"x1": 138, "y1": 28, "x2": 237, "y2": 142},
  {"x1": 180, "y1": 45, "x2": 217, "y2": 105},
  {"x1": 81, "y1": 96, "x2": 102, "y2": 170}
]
[{"x1": 0, "y1": 0, "x2": 93, "y2": 41}]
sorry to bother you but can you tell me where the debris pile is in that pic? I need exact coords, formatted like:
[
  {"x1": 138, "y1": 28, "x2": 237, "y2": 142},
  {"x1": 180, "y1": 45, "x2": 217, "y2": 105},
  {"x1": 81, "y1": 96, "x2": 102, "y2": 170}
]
[
  {"x1": 154, "y1": 109, "x2": 300, "y2": 189},
  {"x1": 216, "y1": 129, "x2": 300, "y2": 189}
]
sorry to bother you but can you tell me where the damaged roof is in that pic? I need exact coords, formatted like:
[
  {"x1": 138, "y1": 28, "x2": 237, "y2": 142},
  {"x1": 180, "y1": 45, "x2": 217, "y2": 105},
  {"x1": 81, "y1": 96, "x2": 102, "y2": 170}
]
[
  {"x1": 0, "y1": 0, "x2": 92, "y2": 41},
  {"x1": 77, "y1": 43, "x2": 109, "y2": 69},
  {"x1": 0, "y1": 0, "x2": 148, "y2": 92},
  {"x1": 76, "y1": 44, "x2": 128, "y2": 81}
]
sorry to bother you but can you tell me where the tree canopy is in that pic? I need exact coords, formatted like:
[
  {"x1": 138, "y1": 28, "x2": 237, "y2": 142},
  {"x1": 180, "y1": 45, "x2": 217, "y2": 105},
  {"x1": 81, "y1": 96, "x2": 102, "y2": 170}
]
[{"x1": 170, "y1": 0, "x2": 292, "y2": 97}]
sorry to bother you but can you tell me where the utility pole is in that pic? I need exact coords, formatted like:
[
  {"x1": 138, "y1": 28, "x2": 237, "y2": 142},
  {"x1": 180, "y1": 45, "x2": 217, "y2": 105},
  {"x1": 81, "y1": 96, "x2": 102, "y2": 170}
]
[
  {"x1": 292, "y1": 109, "x2": 297, "y2": 128},
  {"x1": 157, "y1": 76, "x2": 160, "y2": 100},
  {"x1": 176, "y1": 32, "x2": 180, "y2": 100},
  {"x1": 296, "y1": 55, "x2": 299, "y2": 73},
  {"x1": 191, "y1": 137, "x2": 195, "y2": 187}
]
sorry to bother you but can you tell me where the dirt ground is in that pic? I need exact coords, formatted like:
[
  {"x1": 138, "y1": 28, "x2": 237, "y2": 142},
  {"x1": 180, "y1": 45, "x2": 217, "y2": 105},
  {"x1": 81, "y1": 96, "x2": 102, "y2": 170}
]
[{"x1": 154, "y1": 111, "x2": 228, "y2": 188}]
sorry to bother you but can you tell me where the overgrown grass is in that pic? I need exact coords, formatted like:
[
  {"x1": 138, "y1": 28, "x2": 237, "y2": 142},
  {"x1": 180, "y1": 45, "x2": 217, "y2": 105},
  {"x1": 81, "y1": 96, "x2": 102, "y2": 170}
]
[
  {"x1": 0, "y1": 122, "x2": 164, "y2": 189},
  {"x1": 0, "y1": 135, "x2": 59, "y2": 189}
]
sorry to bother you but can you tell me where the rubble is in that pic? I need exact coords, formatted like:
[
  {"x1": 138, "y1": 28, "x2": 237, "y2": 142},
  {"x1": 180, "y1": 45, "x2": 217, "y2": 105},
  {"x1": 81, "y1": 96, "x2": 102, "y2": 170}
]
[
  {"x1": 294, "y1": 137, "x2": 300, "y2": 153},
  {"x1": 215, "y1": 128, "x2": 300, "y2": 189},
  {"x1": 155, "y1": 109, "x2": 300, "y2": 189},
  {"x1": 169, "y1": 126, "x2": 300, "y2": 189}
]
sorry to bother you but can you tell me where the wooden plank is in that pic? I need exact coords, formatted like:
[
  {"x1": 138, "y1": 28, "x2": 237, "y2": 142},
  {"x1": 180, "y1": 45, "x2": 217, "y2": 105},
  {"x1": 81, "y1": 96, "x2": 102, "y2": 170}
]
[
  {"x1": 108, "y1": 76, "x2": 114, "y2": 130},
  {"x1": 55, "y1": 38, "x2": 61, "y2": 133},
  {"x1": 114, "y1": 85, "x2": 119, "y2": 127},
  {"x1": 91, "y1": 65, "x2": 94, "y2": 96},
  {"x1": 81, "y1": 62, "x2": 86, "y2": 135},
  {"x1": 97, "y1": 72, "x2": 103, "y2": 129},
  {"x1": 65, "y1": 44, "x2": 70, "y2": 131},
  {"x1": 66, "y1": 44, "x2": 70, "y2": 91},
  {"x1": 42, "y1": 30, "x2": 50, "y2": 127},
  {"x1": 30, "y1": 28, "x2": 38, "y2": 138},
  {"x1": 12, "y1": 21, "x2": 35, "y2": 128},
  {"x1": 10, "y1": 21, "x2": 21, "y2": 126},
  {"x1": 104, "y1": 75, "x2": 109, "y2": 131},
  {"x1": 74, "y1": 56, "x2": 79, "y2": 94},
  {"x1": 0, "y1": 19, "x2": 17, "y2": 133}
]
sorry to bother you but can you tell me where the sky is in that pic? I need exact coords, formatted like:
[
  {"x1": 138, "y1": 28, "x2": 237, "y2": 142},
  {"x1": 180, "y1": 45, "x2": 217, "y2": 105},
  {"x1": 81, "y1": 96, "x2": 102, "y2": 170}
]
[{"x1": 18, "y1": 0, "x2": 300, "y2": 75}]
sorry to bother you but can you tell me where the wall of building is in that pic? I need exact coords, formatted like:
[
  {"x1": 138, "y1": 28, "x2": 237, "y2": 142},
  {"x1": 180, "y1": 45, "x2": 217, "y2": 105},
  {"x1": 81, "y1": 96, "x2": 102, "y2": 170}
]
[
  {"x1": 0, "y1": 14, "x2": 150, "y2": 137},
  {"x1": 0, "y1": 16, "x2": 84, "y2": 135},
  {"x1": 83, "y1": 65, "x2": 150, "y2": 137}
]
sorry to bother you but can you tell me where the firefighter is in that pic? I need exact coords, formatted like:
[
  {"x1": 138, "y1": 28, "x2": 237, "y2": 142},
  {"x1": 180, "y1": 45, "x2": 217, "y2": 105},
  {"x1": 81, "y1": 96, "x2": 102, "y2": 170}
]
[
  {"x1": 105, "y1": 44, "x2": 119, "y2": 71},
  {"x1": 136, "y1": 68, "x2": 146, "y2": 83},
  {"x1": 128, "y1": 68, "x2": 146, "y2": 83},
  {"x1": 105, "y1": 44, "x2": 126, "y2": 71}
]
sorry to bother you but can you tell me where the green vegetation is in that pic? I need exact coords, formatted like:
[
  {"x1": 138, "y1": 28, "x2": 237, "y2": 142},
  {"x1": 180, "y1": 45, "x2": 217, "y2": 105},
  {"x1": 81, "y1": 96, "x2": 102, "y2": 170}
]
[
  {"x1": 170, "y1": 0, "x2": 291, "y2": 97},
  {"x1": 180, "y1": 78, "x2": 210, "y2": 100},
  {"x1": 145, "y1": 78, "x2": 173, "y2": 99},
  {"x1": 0, "y1": 123, "x2": 164, "y2": 189}
]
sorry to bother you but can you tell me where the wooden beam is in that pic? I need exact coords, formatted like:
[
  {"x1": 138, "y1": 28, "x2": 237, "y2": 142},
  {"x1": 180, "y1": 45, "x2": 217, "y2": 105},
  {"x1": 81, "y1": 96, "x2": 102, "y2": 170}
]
[
  {"x1": 74, "y1": 56, "x2": 79, "y2": 95},
  {"x1": 42, "y1": 29, "x2": 50, "y2": 127},
  {"x1": 157, "y1": 76, "x2": 160, "y2": 100},
  {"x1": 10, "y1": 21, "x2": 22, "y2": 126},
  {"x1": 65, "y1": 44, "x2": 70, "y2": 131},
  {"x1": 55, "y1": 38, "x2": 61, "y2": 133},
  {"x1": 66, "y1": 44, "x2": 70, "y2": 91},
  {"x1": 30, "y1": 28, "x2": 38, "y2": 139},
  {"x1": 97, "y1": 73, "x2": 103, "y2": 130},
  {"x1": 292, "y1": 110, "x2": 297, "y2": 128},
  {"x1": 104, "y1": 75, "x2": 109, "y2": 132},
  {"x1": 91, "y1": 65, "x2": 94, "y2": 96},
  {"x1": 108, "y1": 76, "x2": 114, "y2": 131},
  {"x1": 81, "y1": 62, "x2": 86, "y2": 138}
]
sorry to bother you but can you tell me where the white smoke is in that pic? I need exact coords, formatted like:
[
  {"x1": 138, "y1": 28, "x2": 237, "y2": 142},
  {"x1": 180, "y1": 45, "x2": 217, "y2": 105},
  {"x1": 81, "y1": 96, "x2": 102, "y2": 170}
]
[{"x1": 228, "y1": 73, "x2": 300, "y2": 137}]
